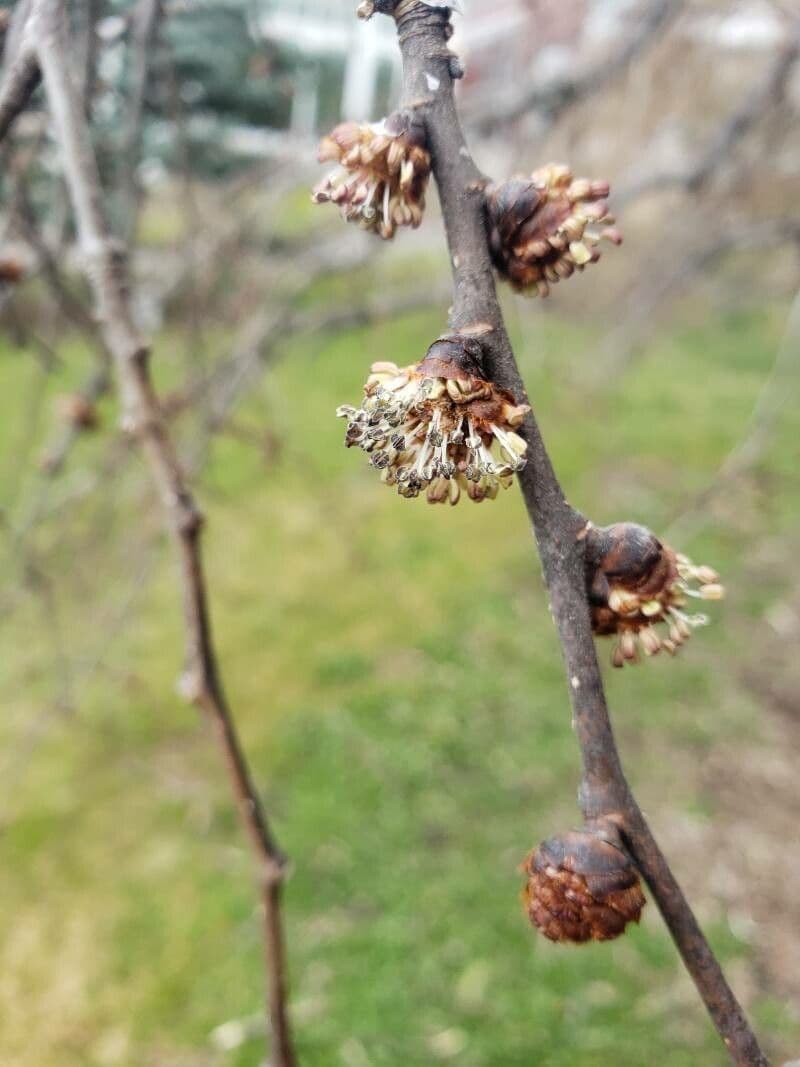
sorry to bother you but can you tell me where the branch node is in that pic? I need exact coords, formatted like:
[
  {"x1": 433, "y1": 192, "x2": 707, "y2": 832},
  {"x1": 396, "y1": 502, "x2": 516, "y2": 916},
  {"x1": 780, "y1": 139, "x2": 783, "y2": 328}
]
[
  {"x1": 177, "y1": 502, "x2": 205, "y2": 538},
  {"x1": 176, "y1": 667, "x2": 207, "y2": 705},
  {"x1": 448, "y1": 54, "x2": 464, "y2": 80}
]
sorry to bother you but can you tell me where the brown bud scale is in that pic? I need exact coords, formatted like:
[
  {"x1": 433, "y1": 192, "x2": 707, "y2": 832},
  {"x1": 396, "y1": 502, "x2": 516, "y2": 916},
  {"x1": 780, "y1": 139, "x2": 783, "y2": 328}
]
[
  {"x1": 0, "y1": 256, "x2": 25, "y2": 285},
  {"x1": 523, "y1": 828, "x2": 645, "y2": 944},
  {"x1": 584, "y1": 522, "x2": 725, "y2": 667},
  {"x1": 487, "y1": 164, "x2": 621, "y2": 296}
]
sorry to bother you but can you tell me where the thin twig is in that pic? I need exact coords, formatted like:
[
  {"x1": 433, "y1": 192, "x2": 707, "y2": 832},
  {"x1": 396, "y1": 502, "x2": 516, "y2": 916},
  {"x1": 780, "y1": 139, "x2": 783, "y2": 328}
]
[
  {"x1": 617, "y1": 29, "x2": 800, "y2": 207},
  {"x1": 469, "y1": 0, "x2": 685, "y2": 134},
  {"x1": 593, "y1": 217, "x2": 800, "y2": 384},
  {"x1": 385, "y1": 3, "x2": 769, "y2": 1064},
  {"x1": 0, "y1": 0, "x2": 41, "y2": 144},
  {"x1": 77, "y1": 0, "x2": 102, "y2": 116},
  {"x1": 664, "y1": 286, "x2": 800, "y2": 546},
  {"x1": 120, "y1": 0, "x2": 163, "y2": 240},
  {"x1": 28, "y1": 1, "x2": 297, "y2": 1062}
]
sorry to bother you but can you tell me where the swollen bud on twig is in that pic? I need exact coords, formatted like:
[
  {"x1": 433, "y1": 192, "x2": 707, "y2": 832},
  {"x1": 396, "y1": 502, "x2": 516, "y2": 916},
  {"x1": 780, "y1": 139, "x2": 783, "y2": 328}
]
[
  {"x1": 55, "y1": 393, "x2": 100, "y2": 431},
  {"x1": 336, "y1": 335, "x2": 530, "y2": 504},
  {"x1": 523, "y1": 826, "x2": 645, "y2": 944},
  {"x1": 312, "y1": 111, "x2": 431, "y2": 240},
  {"x1": 584, "y1": 522, "x2": 725, "y2": 668},
  {"x1": 486, "y1": 164, "x2": 621, "y2": 297},
  {"x1": 0, "y1": 256, "x2": 25, "y2": 286}
]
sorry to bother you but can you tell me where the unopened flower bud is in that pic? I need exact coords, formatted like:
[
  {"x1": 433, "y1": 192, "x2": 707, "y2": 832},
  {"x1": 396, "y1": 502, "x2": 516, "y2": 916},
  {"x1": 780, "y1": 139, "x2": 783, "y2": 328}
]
[
  {"x1": 0, "y1": 256, "x2": 25, "y2": 285},
  {"x1": 336, "y1": 335, "x2": 530, "y2": 505},
  {"x1": 55, "y1": 393, "x2": 100, "y2": 431},
  {"x1": 523, "y1": 826, "x2": 645, "y2": 944},
  {"x1": 585, "y1": 522, "x2": 725, "y2": 668},
  {"x1": 312, "y1": 110, "x2": 431, "y2": 240},
  {"x1": 486, "y1": 164, "x2": 621, "y2": 296}
]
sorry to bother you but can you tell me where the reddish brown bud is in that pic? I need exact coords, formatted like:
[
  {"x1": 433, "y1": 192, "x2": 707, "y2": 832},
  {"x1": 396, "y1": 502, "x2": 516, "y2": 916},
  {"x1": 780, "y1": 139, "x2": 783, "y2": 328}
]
[
  {"x1": 0, "y1": 256, "x2": 25, "y2": 285},
  {"x1": 56, "y1": 393, "x2": 100, "y2": 431},
  {"x1": 487, "y1": 164, "x2": 621, "y2": 296},
  {"x1": 417, "y1": 334, "x2": 486, "y2": 382},
  {"x1": 523, "y1": 827, "x2": 645, "y2": 944},
  {"x1": 584, "y1": 522, "x2": 724, "y2": 667}
]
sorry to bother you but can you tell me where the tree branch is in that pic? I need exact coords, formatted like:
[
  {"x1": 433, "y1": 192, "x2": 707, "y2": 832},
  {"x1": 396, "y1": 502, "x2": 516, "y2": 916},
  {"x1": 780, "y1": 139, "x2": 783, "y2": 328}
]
[
  {"x1": 386, "y1": 3, "x2": 769, "y2": 1064},
  {"x1": 120, "y1": 0, "x2": 164, "y2": 239},
  {"x1": 29, "y1": 2, "x2": 297, "y2": 1063},
  {"x1": 0, "y1": 0, "x2": 41, "y2": 144},
  {"x1": 617, "y1": 28, "x2": 800, "y2": 207},
  {"x1": 469, "y1": 0, "x2": 685, "y2": 134}
]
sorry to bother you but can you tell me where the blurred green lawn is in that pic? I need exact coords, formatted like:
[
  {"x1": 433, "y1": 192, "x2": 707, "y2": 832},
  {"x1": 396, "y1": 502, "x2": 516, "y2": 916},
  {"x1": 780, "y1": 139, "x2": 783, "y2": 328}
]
[{"x1": 1, "y1": 285, "x2": 798, "y2": 1066}]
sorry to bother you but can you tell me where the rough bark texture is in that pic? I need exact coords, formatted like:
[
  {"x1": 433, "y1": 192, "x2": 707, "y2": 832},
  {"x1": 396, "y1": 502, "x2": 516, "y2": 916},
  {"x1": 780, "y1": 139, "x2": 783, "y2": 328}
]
[
  {"x1": 388, "y1": 3, "x2": 769, "y2": 1064},
  {"x1": 0, "y1": 0, "x2": 40, "y2": 143},
  {"x1": 19, "y1": 2, "x2": 298, "y2": 1063}
]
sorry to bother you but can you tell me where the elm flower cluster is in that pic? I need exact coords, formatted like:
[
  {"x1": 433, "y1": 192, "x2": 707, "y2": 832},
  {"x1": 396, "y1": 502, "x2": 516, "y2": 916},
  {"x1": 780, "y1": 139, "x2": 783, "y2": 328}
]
[
  {"x1": 585, "y1": 522, "x2": 725, "y2": 668},
  {"x1": 336, "y1": 336, "x2": 530, "y2": 505},
  {"x1": 312, "y1": 110, "x2": 431, "y2": 239},
  {"x1": 487, "y1": 164, "x2": 622, "y2": 296}
]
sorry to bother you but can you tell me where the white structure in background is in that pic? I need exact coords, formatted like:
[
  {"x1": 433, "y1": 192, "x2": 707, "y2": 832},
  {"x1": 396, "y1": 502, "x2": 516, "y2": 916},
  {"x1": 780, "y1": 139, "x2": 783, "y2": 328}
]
[
  {"x1": 257, "y1": 0, "x2": 399, "y2": 135},
  {"x1": 687, "y1": 0, "x2": 788, "y2": 51}
]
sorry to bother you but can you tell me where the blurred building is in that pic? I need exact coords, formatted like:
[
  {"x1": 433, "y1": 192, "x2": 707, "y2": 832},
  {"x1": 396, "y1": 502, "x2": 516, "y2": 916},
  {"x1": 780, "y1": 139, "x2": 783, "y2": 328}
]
[
  {"x1": 255, "y1": 0, "x2": 623, "y2": 131},
  {"x1": 256, "y1": 0, "x2": 793, "y2": 137},
  {"x1": 257, "y1": 0, "x2": 398, "y2": 133},
  {"x1": 256, "y1": 0, "x2": 554, "y2": 130}
]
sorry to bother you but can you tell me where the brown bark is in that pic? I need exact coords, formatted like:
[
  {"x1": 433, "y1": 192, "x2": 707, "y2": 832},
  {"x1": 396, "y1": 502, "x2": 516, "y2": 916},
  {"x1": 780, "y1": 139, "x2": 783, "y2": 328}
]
[
  {"x1": 383, "y1": 3, "x2": 770, "y2": 1064},
  {"x1": 25, "y1": 2, "x2": 298, "y2": 1062}
]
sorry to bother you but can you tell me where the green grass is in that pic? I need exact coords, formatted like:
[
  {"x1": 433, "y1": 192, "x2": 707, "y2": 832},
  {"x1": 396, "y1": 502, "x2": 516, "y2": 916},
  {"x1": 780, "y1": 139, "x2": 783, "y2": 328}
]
[{"x1": 0, "y1": 294, "x2": 798, "y2": 1066}]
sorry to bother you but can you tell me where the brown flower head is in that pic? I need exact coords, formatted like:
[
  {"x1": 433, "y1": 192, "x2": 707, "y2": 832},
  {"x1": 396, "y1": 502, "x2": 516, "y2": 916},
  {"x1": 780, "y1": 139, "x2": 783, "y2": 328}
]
[
  {"x1": 312, "y1": 110, "x2": 431, "y2": 240},
  {"x1": 336, "y1": 335, "x2": 530, "y2": 504},
  {"x1": 523, "y1": 826, "x2": 645, "y2": 944},
  {"x1": 487, "y1": 164, "x2": 622, "y2": 296},
  {"x1": 585, "y1": 522, "x2": 725, "y2": 668}
]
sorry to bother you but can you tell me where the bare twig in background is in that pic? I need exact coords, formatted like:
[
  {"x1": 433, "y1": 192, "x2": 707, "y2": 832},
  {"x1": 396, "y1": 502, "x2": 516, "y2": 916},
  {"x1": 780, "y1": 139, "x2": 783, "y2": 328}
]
[
  {"x1": 0, "y1": 0, "x2": 41, "y2": 142},
  {"x1": 13, "y1": 172, "x2": 106, "y2": 336},
  {"x1": 385, "y1": 2, "x2": 768, "y2": 1063},
  {"x1": 593, "y1": 217, "x2": 800, "y2": 384},
  {"x1": 0, "y1": 530, "x2": 163, "y2": 829},
  {"x1": 39, "y1": 366, "x2": 110, "y2": 476},
  {"x1": 121, "y1": 0, "x2": 164, "y2": 239},
  {"x1": 617, "y1": 28, "x2": 800, "y2": 206},
  {"x1": 665, "y1": 287, "x2": 800, "y2": 546},
  {"x1": 470, "y1": 0, "x2": 686, "y2": 134},
  {"x1": 13, "y1": 2, "x2": 298, "y2": 1063},
  {"x1": 77, "y1": 0, "x2": 102, "y2": 115}
]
